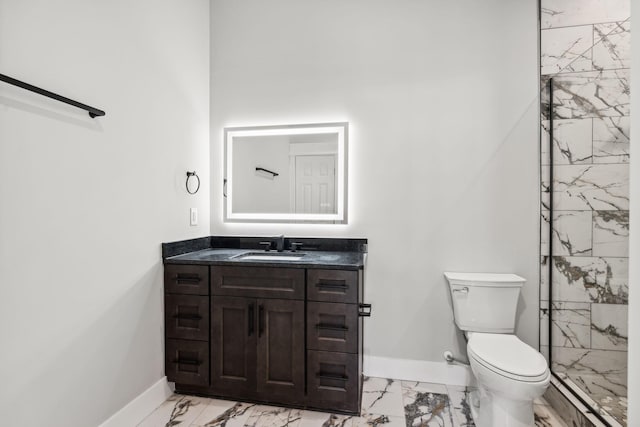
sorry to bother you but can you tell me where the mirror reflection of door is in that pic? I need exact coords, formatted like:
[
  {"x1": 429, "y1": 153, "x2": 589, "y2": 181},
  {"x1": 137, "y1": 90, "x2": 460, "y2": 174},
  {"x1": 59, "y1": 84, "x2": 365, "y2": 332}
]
[{"x1": 294, "y1": 155, "x2": 336, "y2": 214}]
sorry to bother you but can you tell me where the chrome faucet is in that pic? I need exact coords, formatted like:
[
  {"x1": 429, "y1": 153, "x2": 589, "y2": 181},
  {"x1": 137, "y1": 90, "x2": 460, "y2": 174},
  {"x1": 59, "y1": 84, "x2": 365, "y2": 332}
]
[{"x1": 274, "y1": 235, "x2": 285, "y2": 252}]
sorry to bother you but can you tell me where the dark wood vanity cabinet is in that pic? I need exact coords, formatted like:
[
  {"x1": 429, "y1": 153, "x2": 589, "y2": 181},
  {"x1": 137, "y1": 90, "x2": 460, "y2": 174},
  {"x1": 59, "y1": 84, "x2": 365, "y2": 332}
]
[{"x1": 164, "y1": 263, "x2": 364, "y2": 414}]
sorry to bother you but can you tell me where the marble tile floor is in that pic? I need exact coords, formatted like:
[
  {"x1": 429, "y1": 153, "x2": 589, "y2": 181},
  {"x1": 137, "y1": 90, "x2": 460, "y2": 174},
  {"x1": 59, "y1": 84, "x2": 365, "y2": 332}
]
[
  {"x1": 564, "y1": 373, "x2": 628, "y2": 426},
  {"x1": 138, "y1": 377, "x2": 569, "y2": 427}
]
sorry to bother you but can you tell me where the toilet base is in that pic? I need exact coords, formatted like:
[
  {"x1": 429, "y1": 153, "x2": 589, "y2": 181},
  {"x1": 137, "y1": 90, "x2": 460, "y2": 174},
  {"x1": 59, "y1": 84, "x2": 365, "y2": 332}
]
[{"x1": 470, "y1": 387, "x2": 536, "y2": 427}]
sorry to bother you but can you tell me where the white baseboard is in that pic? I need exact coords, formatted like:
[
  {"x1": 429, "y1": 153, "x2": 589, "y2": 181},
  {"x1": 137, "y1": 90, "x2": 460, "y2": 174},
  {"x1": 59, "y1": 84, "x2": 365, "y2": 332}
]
[
  {"x1": 98, "y1": 377, "x2": 174, "y2": 427},
  {"x1": 364, "y1": 355, "x2": 475, "y2": 387}
]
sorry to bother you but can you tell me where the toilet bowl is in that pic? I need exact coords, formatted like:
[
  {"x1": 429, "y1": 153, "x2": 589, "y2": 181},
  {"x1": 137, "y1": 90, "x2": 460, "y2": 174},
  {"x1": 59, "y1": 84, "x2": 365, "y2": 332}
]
[
  {"x1": 466, "y1": 333, "x2": 550, "y2": 427},
  {"x1": 443, "y1": 272, "x2": 550, "y2": 427}
]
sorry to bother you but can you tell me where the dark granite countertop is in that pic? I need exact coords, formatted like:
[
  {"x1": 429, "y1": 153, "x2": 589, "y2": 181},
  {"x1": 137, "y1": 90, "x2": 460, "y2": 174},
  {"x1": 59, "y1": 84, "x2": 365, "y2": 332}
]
[
  {"x1": 162, "y1": 236, "x2": 367, "y2": 270},
  {"x1": 164, "y1": 248, "x2": 365, "y2": 270}
]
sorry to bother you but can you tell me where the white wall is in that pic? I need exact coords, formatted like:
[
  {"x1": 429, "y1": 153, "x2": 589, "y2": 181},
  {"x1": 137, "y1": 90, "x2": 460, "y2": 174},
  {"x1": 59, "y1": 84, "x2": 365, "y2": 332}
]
[
  {"x1": 232, "y1": 135, "x2": 291, "y2": 213},
  {"x1": 0, "y1": 1, "x2": 209, "y2": 426},
  {"x1": 210, "y1": 0, "x2": 540, "y2": 363},
  {"x1": 627, "y1": 0, "x2": 638, "y2": 423}
]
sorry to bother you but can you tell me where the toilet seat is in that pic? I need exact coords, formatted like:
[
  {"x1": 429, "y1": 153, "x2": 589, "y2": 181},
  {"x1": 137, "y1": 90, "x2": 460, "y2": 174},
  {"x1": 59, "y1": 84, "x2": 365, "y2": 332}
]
[{"x1": 467, "y1": 333, "x2": 548, "y2": 382}]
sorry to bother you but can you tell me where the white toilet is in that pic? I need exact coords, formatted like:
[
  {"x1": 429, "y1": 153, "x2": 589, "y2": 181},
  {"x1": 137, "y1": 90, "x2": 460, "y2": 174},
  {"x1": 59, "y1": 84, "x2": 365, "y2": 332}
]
[{"x1": 444, "y1": 272, "x2": 550, "y2": 427}]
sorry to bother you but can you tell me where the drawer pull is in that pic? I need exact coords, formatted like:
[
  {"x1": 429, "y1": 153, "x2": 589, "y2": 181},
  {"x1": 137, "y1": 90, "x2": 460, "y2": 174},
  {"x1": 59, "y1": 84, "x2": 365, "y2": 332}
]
[
  {"x1": 316, "y1": 282, "x2": 348, "y2": 290},
  {"x1": 316, "y1": 323, "x2": 349, "y2": 332},
  {"x1": 359, "y1": 303, "x2": 372, "y2": 317},
  {"x1": 172, "y1": 314, "x2": 203, "y2": 320},
  {"x1": 175, "y1": 275, "x2": 202, "y2": 284},
  {"x1": 317, "y1": 372, "x2": 349, "y2": 381},
  {"x1": 172, "y1": 358, "x2": 202, "y2": 366}
]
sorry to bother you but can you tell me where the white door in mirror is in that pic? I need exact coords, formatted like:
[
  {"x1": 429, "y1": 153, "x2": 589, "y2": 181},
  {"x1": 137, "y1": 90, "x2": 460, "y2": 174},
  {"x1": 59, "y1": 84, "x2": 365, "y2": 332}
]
[
  {"x1": 295, "y1": 155, "x2": 336, "y2": 214},
  {"x1": 190, "y1": 208, "x2": 198, "y2": 226}
]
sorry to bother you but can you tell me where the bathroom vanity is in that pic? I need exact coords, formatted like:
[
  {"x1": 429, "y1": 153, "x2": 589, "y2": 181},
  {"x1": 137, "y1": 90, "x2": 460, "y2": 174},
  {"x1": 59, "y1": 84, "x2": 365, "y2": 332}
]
[{"x1": 162, "y1": 236, "x2": 369, "y2": 414}]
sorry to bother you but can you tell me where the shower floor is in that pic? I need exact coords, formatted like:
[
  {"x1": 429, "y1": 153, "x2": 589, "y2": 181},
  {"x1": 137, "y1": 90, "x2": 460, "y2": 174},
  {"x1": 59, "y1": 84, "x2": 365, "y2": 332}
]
[{"x1": 558, "y1": 372, "x2": 627, "y2": 426}]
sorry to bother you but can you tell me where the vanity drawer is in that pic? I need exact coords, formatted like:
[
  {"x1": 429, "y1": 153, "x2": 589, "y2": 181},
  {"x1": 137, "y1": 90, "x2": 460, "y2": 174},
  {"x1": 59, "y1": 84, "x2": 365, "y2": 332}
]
[
  {"x1": 166, "y1": 338, "x2": 210, "y2": 386},
  {"x1": 165, "y1": 294, "x2": 209, "y2": 341},
  {"x1": 165, "y1": 264, "x2": 209, "y2": 295},
  {"x1": 307, "y1": 269, "x2": 358, "y2": 304},
  {"x1": 211, "y1": 266, "x2": 304, "y2": 300},
  {"x1": 307, "y1": 302, "x2": 358, "y2": 353},
  {"x1": 307, "y1": 350, "x2": 359, "y2": 413}
]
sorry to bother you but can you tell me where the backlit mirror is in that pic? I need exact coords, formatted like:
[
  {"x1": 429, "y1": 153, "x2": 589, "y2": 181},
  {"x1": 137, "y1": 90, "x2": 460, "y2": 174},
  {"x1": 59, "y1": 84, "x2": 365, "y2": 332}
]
[{"x1": 224, "y1": 122, "x2": 348, "y2": 223}]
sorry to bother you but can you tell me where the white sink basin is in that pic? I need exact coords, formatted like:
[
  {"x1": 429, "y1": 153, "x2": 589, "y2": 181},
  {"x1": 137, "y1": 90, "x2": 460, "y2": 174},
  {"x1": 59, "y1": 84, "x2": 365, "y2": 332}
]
[{"x1": 231, "y1": 252, "x2": 306, "y2": 261}]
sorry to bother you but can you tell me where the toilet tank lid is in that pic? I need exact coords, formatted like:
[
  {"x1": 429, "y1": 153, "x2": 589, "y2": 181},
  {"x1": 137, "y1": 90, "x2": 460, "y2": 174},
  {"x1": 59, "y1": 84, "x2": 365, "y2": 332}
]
[{"x1": 444, "y1": 272, "x2": 525, "y2": 285}]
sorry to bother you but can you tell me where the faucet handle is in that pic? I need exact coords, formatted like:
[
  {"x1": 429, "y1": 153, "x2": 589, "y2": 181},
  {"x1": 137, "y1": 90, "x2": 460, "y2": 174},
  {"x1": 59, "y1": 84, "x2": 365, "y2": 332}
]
[
  {"x1": 259, "y1": 241, "x2": 272, "y2": 251},
  {"x1": 289, "y1": 242, "x2": 303, "y2": 252}
]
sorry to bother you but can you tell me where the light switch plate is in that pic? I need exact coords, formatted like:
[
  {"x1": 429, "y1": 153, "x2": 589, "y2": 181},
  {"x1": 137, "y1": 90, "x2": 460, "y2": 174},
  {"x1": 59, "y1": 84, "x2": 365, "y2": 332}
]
[{"x1": 190, "y1": 208, "x2": 198, "y2": 226}]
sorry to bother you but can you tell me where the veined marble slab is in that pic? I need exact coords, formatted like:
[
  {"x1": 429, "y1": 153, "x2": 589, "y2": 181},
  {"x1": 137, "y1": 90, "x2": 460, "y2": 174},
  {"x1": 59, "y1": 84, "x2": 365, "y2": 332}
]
[
  {"x1": 299, "y1": 411, "x2": 354, "y2": 427},
  {"x1": 552, "y1": 348, "x2": 627, "y2": 396},
  {"x1": 541, "y1": 210, "x2": 593, "y2": 257},
  {"x1": 550, "y1": 302, "x2": 591, "y2": 348},
  {"x1": 549, "y1": 256, "x2": 628, "y2": 304},
  {"x1": 541, "y1": 119, "x2": 593, "y2": 165},
  {"x1": 401, "y1": 381, "x2": 455, "y2": 427},
  {"x1": 541, "y1": 25, "x2": 593, "y2": 75},
  {"x1": 593, "y1": 394, "x2": 628, "y2": 425},
  {"x1": 592, "y1": 210, "x2": 629, "y2": 257},
  {"x1": 445, "y1": 385, "x2": 476, "y2": 427},
  {"x1": 593, "y1": 21, "x2": 631, "y2": 70},
  {"x1": 541, "y1": 0, "x2": 629, "y2": 29},
  {"x1": 191, "y1": 401, "x2": 257, "y2": 427},
  {"x1": 593, "y1": 116, "x2": 630, "y2": 163},
  {"x1": 140, "y1": 379, "x2": 571, "y2": 427},
  {"x1": 541, "y1": 163, "x2": 629, "y2": 211},
  {"x1": 534, "y1": 404, "x2": 570, "y2": 427},
  {"x1": 361, "y1": 377, "x2": 405, "y2": 418},
  {"x1": 244, "y1": 405, "x2": 303, "y2": 427},
  {"x1": 542, "y1": 70, "x2": 629, "y2": 120},
  {"x1": 591, "y1": 303, "x2": 628, "y2": 351},
  {"x1": 540, "y1": 117, "x2": 630, "y2": 166},
  {"x1": 138, "y1": 394, "x2": 210, "y2": 427}
]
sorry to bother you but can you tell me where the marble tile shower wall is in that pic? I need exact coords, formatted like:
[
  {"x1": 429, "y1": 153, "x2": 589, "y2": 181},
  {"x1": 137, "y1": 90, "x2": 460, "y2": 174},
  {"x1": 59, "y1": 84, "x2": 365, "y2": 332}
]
[{"x1": 538, "y1": 0, "x2": 630, "y2": 416}]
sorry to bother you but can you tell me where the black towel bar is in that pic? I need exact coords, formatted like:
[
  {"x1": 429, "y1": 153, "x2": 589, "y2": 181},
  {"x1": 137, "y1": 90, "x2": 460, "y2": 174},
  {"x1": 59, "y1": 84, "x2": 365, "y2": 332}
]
[
  {"x1": 255, "y1": 167, "x2": 279, "y2": 177},
  {"x1": 0, "y1": 73, "x2": 105, "y2": 118}
]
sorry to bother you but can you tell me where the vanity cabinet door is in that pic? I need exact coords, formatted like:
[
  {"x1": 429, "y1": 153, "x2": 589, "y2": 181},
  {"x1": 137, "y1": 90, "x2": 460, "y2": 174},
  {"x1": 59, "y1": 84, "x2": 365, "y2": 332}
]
[
  {"x1": 256, "y1": 298, "x2": 305, "y2": 402},
  {"x1": 211, "y1": 296, "x2": 257, "y2": 395}
]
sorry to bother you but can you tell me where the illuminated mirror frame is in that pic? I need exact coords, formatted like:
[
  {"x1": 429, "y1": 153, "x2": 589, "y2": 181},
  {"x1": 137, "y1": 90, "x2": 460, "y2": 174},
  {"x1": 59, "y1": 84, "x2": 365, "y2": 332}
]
[{"x1": 224, "y1": 122, "x2": 348, "y2": 223}]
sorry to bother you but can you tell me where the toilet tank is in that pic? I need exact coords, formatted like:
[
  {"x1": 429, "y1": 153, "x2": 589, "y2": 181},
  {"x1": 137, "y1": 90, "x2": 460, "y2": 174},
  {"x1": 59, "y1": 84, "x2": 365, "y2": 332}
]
[{"x1": 444, "y1": 272, "x2": 525, "y2": 333}]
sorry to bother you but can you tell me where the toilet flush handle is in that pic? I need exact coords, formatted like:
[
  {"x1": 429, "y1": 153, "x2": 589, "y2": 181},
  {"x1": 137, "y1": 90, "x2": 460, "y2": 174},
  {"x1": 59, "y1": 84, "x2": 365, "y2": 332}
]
[{"x1": 452, "y1": 286, "x2": 469, "y2": 294}]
